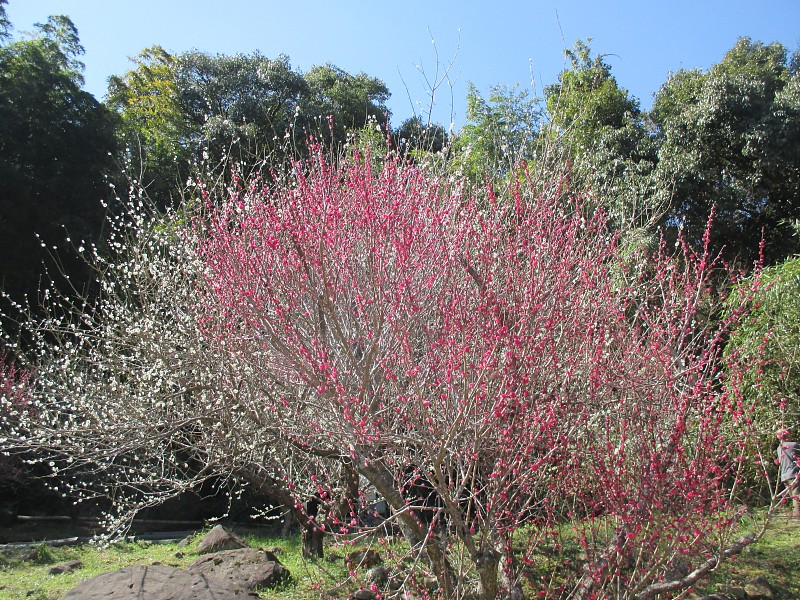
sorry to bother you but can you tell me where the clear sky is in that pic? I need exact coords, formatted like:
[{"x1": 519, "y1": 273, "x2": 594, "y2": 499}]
[{"x1": 6, "y1": 1, "x2": 800, "y2": 129}]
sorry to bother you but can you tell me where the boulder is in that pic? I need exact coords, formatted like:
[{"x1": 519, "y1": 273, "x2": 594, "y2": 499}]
[
  {"x1": 196, "y1": 525, "x2": 248, "y2": 554},
  {"x1": 345, "y1": 548, "x2": 382, "y2": 568},
  {"x1": 61, "y1": 564, "x2": 255, "y2": 599},
  {"x1": 744, "y1": 576, "x2": 777, "y2": 599},
  {"x1": 48, "y1": 560, "x2": 82, "y2": 575},
  {"x1": 366, "y1": 565, "x2": 391, "y2": 586},
  {"x1": 188, "y1": 548, "x2": 289, "y2": 592},
  {"x1": 716, "y1": 584, "x2": 747, "y2": 600}
]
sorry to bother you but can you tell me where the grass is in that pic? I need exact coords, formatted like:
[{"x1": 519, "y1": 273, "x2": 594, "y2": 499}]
[
  {"x1": 689, "y1": 511, "x2": 800, "y2": 599},
  {"x1": 1, "y1": 514, "x2": 799, "y2": 599}
]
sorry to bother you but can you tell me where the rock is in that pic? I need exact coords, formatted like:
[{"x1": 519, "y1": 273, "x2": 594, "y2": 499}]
[
  {"x1": 196, "y1": 525, "x2": 249, "y2": 554},
  {"x1": 175, "y1": 551, "x2": 185, "y2": 559},
  {"x1": 423, "y1": 575, "x2": 439, "y2": 592},
  {"x1": 177, "y1": 535, "x2": 192, "y2": 548},
  {"x1": 366, "y1": 565, "x2": 391, "y2": 586},
  {"x1": 49, "y1": 560, "x2": 82, "y2": 575},
  {"x1": 716, "y1": 584, "x2": 747, "y2": 600},
  {"x1": 19, "y1": 549, "x2": 39, "y2": 562},
  {"x1": 744, "y1": 576, "x2": 776, "y2": 599},
  {"x1": 345, "y1": 548, "x2": 382, "y2": 568},
  {"x1": 351, "y1": 590, "x2": 377, "y2": 600},
  {"x1": 187, "y1": 547, "x2": 289, "y2": 592},
  {"x1": 61, "y1": 564, "x2": 255, "y2": 599},
  {"x1": 699, "y1": 595, "x2": 731, "y2": 600}
]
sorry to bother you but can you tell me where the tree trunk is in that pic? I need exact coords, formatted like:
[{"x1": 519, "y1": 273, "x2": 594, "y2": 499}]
[
  {"x1": 475, "y1": 549, "x2": 500, "y2": 600},
  {"x1": 357, "y1": 457, "x2": 460, "y2": 597},
  {"x1": 301, "y1": 523, "x2": 325, "y2": 558}
]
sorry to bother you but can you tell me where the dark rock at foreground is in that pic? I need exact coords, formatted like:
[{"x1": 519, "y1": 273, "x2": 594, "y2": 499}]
[
  {"x1": 61, "y1": 564, "x2": 258, "y2": 599},
  {"x1": 188, "y1": 547, "x2": 289, "y2": 592},
  {"x1": 196, "y1": 524, "x2": 249, "y2": 554}
]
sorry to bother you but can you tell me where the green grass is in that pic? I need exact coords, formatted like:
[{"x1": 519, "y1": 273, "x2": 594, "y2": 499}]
[
  {"x1": 1, "y1": 516, "x2": 799, "y2": 600},
  {"x1": 690, "y1": 512, "x2": 800, "y2": 599}
]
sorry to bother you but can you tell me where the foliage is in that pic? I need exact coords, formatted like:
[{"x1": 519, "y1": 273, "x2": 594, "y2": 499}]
[
  {"x1": 302, "y1": 63, "x2": 391, "y2": 149},
  {"x1": 451, "y1": 82, "x2": 541, "y2": 183},
  {"x1": 545, "y1": 40, "x2": 640, "y2": 154},
  {"x1": 651, "y1": 37, "x2": 800, "y2": 266},
  {"x1": 107, "y1": 50, "x2": 393, "y2": 207},
  {"x1": 0, "y1": 12, "x2": 116, "y2": 302},
  {"x1": 105, "y1": 46, "x2": 191, "y2": 203},
  {"x1": 725, "y1": 256, "x2": 800, "y2": 452},
  {"x1": 0, "y1": 0, "x2": 10, "y2": 42},
  {"x1": 394, "y1": 115, "x2": 448, "y2": 158},
  {"x1": 542, "y1": 41, "x2": 664, "y2": 232}
]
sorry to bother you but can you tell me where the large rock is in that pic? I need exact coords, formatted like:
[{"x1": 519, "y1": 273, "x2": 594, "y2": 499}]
[
  {"x1": 61, "y1": 564, "x2": 255, "y2": 599},
  {"x1": 48, "y1": 559, "x2": 82, "y2": 574},
  {"x1": 744, "y1": 576, "x2": 777, "y2": 599},
  {"x1": 188, "y1": 548, "x2": 290, "y2": 592},
  {"x1": 345, "y1": 548, "x2": 382, "y2": 568},
  {"x1": 196, "y1": 524, "x2": 249, "y2": 554}
]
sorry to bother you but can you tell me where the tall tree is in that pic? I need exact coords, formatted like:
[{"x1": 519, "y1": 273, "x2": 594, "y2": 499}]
[
  {"x1": 107, "y1": 50, "x2": 393, "y2": 204},
  {"x1": 106, "y1": 46, "x2": 189, "y2": 203},
  {"x1": 544, "y1": 41, "x2": 662, "y2": 231},
  {"x1": 451, "y1": 83, "x2": 540, "y2": 183},
  {"x1": 302, "y1": 63, "x2": 390, "y2": 148},
  {"x1": 651, "y1": 37, "x2": 800, "y2": 265},
  {"x1": 0, "y1": 0, "x2": 10, "y2": 43},
  {"x1": 0, "y1": 13, "x2": 116, "y2": 302}
]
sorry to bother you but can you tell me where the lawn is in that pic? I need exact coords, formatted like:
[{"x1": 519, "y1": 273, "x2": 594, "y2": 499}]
[{"x1": 0, "y1": 513, "x2": 798, "y2": 599}]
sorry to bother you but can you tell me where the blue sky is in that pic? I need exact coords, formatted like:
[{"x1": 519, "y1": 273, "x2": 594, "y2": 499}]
[{"x1": 6, "y1": 1, "x2": 800, "y2": 129}]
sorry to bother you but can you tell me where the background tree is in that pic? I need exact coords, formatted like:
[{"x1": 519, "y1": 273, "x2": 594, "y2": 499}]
[
  {"x1": 450, "y1": 83, "x2": 541, "y2": 183},
  {"x1": 543, "y1": 41, "x2": 663, "y2": 231},
  {"x1": 394, "y1": 115, "x2": 448, "y2": 158},
  {"x1": 302, "y1": 63, "x2": 391, "y2": 148},
  {"x1": 106, "y1": 46, "x2": 190, "y2": 205},
  {"x1": 724, "y1": 255, "x2": 800, "y2": 498},
  {"x1": 107, "y1": 50, "x2": 393, "y2": 206},
  {"x1": 0, "y1": 0, "x2": 10, "y2": 42},
  {"x1": 651, "y1": 37, "x2": 800, "y2": 266},
  {"x1": 0, "y1": 11, "x2": 116, "y2": 304}
]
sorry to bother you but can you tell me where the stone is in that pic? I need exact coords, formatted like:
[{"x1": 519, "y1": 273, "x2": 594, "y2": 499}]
[
  {"x1": 48, "y1": 560, "x2": 82, "y2": 575},
  {"x1": 744, "y1": 576, "x2": 777, "y2": 599},
  {"x1": 196, "y1": 525, "x2": 248, "y2": 554},
  {"x1": 61, "y1": 564, "x2": 255, "y2": 599},
  {"x1": 345, "y1": 548, "x2": 382, "y2": 568},
  {"x1": 366, "y1": 565, "x2": 391, "y2": 586},
  {"x1": 716, "y1": 584, "x2": 747, "y2": 600},
  {"x1": 187, "y1": 547, "x2": 289, "y2": 592},
  {"x1": 351, "y1": 590, "x2": 377, "y2": 600},
  {"x1": 177, "y1": 535, "x2": 192, "y2": 548}
]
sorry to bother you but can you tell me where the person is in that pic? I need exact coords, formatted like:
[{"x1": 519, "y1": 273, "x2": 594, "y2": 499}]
[{"x1": 776, "y1": 428, "x2": 800, "y2": 518}]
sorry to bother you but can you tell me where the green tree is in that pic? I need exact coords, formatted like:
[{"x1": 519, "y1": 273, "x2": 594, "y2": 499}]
[
  {"x1": 176, "y1": 51, "x2": 309, "y2": 164},
  {"x1": 0, "y1": 0, "x2": 10, "y2": 42},
  {"x1": 302, "y1": 63, "x2": 390, "y2": 148},
  {"x1": 651, "y1": 37, "x2": 800, "y2": 266},
  {"x1": 545, "y1": 40, "x2": 641, "y2": 154},
  {"x1": 0, "y1": 12, "x2": 116, "y2": 302},
  {"x1": 724, "y1": 255, "x2": 800, "y2": 496},
  {"x1": 394, "y1": 115, "x2": 447, "y2": 158},
  {"x1": 451, "y1": 83, "x2": 540, "y2": 183},
  {"x1": 107, "y1": 51, "x2": 393, "y2": 202},
  {"x1": 106, "y1": 46, "x2": 189, "y2": 203},
  {"x1": 544, "y1": 41, "x2": 662, "y2": 230}
]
